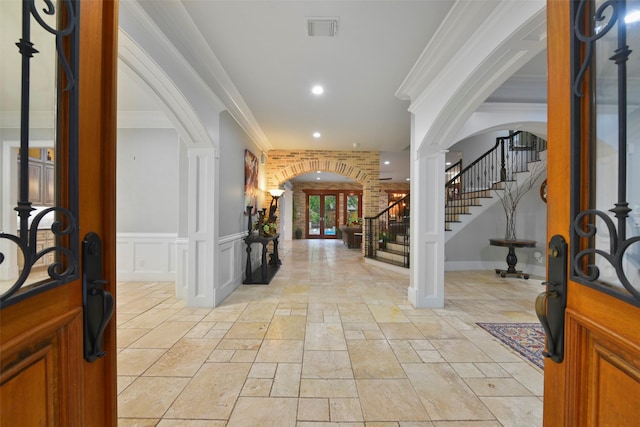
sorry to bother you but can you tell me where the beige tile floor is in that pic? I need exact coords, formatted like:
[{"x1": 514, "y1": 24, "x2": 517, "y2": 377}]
[{"x1": 117, "y1": 239, "x2": 544, "y2": 427}]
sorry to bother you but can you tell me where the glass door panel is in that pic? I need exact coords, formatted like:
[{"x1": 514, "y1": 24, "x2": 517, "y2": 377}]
[
  {"x1": 323, "y1": 195, "x2": 337, "y2": 236},
  {"x1": 306, "y1": 193, "x2": 338, "y2": 239},
  {"x1": 308, "y1": 195, "x2": 321, "y2": 236},
  {"x1": 345, "y1": 194, "x2": 361, "y2": 225}
]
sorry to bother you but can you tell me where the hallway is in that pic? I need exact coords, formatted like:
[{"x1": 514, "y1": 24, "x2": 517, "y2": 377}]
[{"x1": 116, "y1": 239, "x2": 543, "y2": 426}]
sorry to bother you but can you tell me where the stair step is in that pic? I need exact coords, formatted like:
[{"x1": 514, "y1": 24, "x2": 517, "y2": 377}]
[
  {"x1": 376, "y1": 250, "x2": 408, "y2": 264},
  {"x1": 373, "y1": 256, "x2": 409, "y2": 268},
  {"x1": 385, "y1": 242, "x2": 408, "y2": 252},
  {"x1": 445, "y1": 206, "x2": 472, "y2": 215}
]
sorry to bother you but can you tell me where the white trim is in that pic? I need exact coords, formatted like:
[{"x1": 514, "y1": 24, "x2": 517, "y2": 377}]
[
  {"x1": 117, "y1": 110, "x2": 174, "y2": 129},
  {"x1": 219, "y1": 231, "x2": 248, "y2": 245},
  {"x1": 175, "y1": 237, "x2": 189, "y2": 298},
  {"x1": 445, "y1": 261, "x2": 546, "y2": 279},
  {"x1": 118, "y1": 1, "x2": 271, "y2": 152},
  {"x1": 215, "y1": 235, "x2": 244, "y2": 306},
  {"x1": 118, "y1": 30, "x2": 216, "y2": 147},
  {"x1": 116, "y1": 233, "x2": 178, "y2": 281}
]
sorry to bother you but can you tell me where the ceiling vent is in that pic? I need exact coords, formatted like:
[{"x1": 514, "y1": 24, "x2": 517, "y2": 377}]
[{"x1": 307, "y1": 17, "x2": 339, "y2": 37}]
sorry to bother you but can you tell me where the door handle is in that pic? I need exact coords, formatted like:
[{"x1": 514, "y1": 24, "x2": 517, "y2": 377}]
[
  {"x1": 535, "y1": 235, "x2": 567, "y2": 364},
  {"x1": 82, "y1": 232, "x2": 114, "y2": 362}
]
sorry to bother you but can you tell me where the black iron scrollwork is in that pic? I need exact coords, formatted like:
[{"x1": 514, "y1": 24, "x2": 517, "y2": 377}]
[
  {"x1": 573, "y1": 0, "x2": 623, "y2": 97},
  {"x1": 571, "y1": 0, "x2": 639, "y2": 305},
  {"x1": 573, "y1": 210, "x2": 640, "y2": 301},
  {"x1": 0, "y1": 208, "x2": 77, "y2": 304},
  {"x1": 0, "y1": 0, "x2": 79, "y2": 308}
]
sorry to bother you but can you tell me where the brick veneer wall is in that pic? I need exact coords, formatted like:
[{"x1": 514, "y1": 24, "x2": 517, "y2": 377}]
[{"x1": 266, "y1": 150, "x2": 381, "y2": 235}]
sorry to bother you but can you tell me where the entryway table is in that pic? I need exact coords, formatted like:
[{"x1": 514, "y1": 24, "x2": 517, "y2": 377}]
[{"x1": 489, "y1": 238, "x2": 536, "y2": 279}]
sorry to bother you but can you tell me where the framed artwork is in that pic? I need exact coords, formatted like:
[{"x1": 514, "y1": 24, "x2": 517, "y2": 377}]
[{"x1": 244, "y1": 149, "x2": 259, "y2": 213}]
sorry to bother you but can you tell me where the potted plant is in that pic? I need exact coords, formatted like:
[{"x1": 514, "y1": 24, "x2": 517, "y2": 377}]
[{"x1": 378, "y1": 231, "x2": 389, "y2": 249}]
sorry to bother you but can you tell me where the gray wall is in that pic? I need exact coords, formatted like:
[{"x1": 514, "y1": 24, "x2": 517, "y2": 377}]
[
  {"x1": 219, "y1": 110, "x2": 263, "y2": 236},
  {"x1": 445, "y1": 185, "x2": 547, "y2": 266},
  {"x1": 450, "y1": 130, "x2": 504, "y2": 167},
  {"x1": 116, "y1": 128, "x2": 179, "y2": 233},
  {"x1": 445, "y1": 129, "x2": 547, "y2": 269}
]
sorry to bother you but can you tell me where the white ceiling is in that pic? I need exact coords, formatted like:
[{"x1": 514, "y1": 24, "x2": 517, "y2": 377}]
[
  {"x1": 1, "y1": 1, "x2": 548, "y2": 185},
  {"x1": 127, "y1": 1, "x2": 547, "y2": 184}
]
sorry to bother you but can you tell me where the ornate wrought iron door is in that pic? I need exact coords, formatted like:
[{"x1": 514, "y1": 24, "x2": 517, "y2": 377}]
[
  {"x1": 571, "y1": 0, "x2": 640, "y2": 306},
  {"x1": 0, "y1": 0, "x2": 79, "y2": 308}
]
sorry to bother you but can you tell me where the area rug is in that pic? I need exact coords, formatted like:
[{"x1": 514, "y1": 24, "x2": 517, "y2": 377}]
[{"x1": 476, "y1": 322, "x2": 545, "y2": 370}]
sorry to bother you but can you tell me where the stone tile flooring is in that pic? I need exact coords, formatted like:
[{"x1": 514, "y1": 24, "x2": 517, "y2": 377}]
[{"x1": 117, "y1": 239, "x2": 543, "y2": 426}]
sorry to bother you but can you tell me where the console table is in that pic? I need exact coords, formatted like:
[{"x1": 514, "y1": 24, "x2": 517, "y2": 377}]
[
  {"x1": 244, "y1": 233, "x2": 281, "y2": 284},
  {"x1": 489, "y1": 238, "x2": 536, "y2": 279}
]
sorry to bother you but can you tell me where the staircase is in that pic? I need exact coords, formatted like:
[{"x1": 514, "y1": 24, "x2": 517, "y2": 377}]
[
  {"x1": 445, "y1": 131, "x2": 547, "y2": 238},
  {"x1": 364, "y1": 195, "x2": 410, "y2": 268},
  {"x1": 363, "y1": 131, "x2": 546, "y2": 269}
]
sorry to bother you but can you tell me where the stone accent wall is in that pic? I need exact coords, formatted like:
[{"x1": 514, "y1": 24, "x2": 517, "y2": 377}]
[{"x1": 266, "y1": 150, "x2": 381, "y2": 234}]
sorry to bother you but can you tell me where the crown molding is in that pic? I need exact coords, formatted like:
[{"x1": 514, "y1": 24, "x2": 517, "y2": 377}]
[{"x1": 119, "y1": 0, "x2": 272, "y2": 152}]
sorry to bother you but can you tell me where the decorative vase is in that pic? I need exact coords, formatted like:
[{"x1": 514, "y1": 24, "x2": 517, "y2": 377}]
[{"x1": 505, "y1": 209, "x2": 517, "y2": 241}]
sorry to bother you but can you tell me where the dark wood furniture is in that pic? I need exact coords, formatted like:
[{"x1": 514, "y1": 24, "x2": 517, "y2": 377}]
[
  {"x1": 489, "y1": 238, "x2": 536, "y2": 279},
  {"x1": 339, "y1": 225, "x2": 362, "y2": 248},
  {"x1": 244, "y1": 233, "x2": 281, "y2": 284}
]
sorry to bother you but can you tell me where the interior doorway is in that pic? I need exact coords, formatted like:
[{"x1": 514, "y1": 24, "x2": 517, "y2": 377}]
[{"x1": 306, "y1": 192, "x2": 338, "y2": 239}]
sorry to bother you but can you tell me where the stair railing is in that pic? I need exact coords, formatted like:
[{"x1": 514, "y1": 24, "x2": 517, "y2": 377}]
[
  {"x1": 364, "y1": 194, "x2": 410, "y2": 267},
  {"x1": 445, "y1": 131, "x2": 547, "y2": 228}
]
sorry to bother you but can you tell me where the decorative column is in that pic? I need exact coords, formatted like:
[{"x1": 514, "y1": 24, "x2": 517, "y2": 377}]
[
  {"x1": 408, "y1": 146, "x2": 445, "y2": 308},
  {"x1": 186, "y1": 147, "x2": 218, "y2": 307}
]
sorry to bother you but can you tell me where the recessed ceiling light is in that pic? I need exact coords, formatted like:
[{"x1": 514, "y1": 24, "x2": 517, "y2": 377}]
[
  {"x1": 311, "y1": 85, "x2": 324, "y2": 95},
  {"x1": 446, "y1": 162, "x2": 452, "y2": 166},
  {"x1": 406, "y1": 178, "x2": 410, "y2": 181},
  {"x1": 313, "y1": 132, "x2": 321, "y2": 138},
  {"x1": 317, "y1": 171, "x2": 322, "y2": 174},
  {"x1": 384, "y1": 161, "x2": 390, "y2": 165},
  {"x1": 316, "y1": 177, "x2": 321, "y2": 180}
]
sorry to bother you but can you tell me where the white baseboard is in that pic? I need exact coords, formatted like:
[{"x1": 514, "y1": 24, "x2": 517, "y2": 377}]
[{"x1": 445, "y1": 260, "x2": 545, "y2": 278}]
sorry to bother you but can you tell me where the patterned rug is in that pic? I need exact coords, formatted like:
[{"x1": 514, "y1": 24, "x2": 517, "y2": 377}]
[{"x1": 477, "y1": 322, "x2": 545, "y2": 370}]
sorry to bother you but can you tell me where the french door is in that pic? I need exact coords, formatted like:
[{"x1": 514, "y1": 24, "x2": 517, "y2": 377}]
[
  {"x1": 543, "y1": 0, "x2": 640, "y2": 424},
  {"x1": 0, "y1": 0, "x2": 118, "y2": 425},
  {"x1": 306, "y1": 192, "x2": 338, "y2": 239}
]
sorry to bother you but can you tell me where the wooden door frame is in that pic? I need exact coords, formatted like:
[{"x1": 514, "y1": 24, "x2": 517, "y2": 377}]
[
  {"x1": 304, "y1": 190, "x2": 340, "y2": 239},
  {"x1": 544, "y1": 1, "x2": 572, "y2": 419},
  {"x1": 546, "y1": 1, "x2": 640, "y2": 425},
  {"x1": 0, "y1": 1, "x2": 119, "y2": 425},
  {"x1": 78, "y1": 1, "x2": 119, "y2": 423}
]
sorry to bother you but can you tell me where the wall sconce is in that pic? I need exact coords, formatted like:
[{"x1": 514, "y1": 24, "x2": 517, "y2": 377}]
[{"x1": 268, "y1": 189, "x2": 285, "y2": 223}]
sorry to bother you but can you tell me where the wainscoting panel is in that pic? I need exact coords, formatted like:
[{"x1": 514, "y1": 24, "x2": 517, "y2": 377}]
[
  {"x1": 215, "y1": 232, "x2": 248, "y2": 306},
  {"x1": 175, "y1": 238, "x2": 189, "y2": 298},
  {"x1": 116, "y1": 233, "x2": 177, "y2": 282}
]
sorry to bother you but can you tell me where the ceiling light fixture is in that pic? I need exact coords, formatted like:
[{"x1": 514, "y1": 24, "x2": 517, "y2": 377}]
[
  {"x1": 313, "y1": 132, "x2": 321, "y2": 138},
  {"x1": 384, "y1": 161, "x2": 390, "y2": 165},
  {"x1": 311, "y1": 85, "x2": 324, "y2": 95}
]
